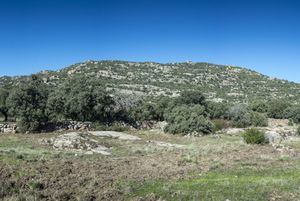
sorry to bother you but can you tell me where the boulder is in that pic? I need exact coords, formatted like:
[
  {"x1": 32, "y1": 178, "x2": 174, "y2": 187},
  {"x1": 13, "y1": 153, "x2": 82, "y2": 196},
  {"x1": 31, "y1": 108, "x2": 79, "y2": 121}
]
[
  {"x1": 41, "y1": 132, "x2": 111, "y2": 155},
  {"x1": 264, "y1": 131, "x2": 282, "y2": 143}
]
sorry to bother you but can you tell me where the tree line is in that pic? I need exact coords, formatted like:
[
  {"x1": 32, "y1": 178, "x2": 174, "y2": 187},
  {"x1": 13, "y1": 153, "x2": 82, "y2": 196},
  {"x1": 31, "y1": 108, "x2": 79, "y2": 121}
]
[{"x1": 0, "y1": 75, "x2": 300, "y2": 134}]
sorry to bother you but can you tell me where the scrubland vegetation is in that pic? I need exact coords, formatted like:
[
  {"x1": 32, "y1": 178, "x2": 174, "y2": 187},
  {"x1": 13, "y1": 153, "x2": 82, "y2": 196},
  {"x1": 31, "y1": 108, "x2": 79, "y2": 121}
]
[
  {"x1": 1, "y1": 61, "x2": 300, "y2": 200},
  {"x1": 1, "y1": 74, "x2": 300, "y2": 135}
]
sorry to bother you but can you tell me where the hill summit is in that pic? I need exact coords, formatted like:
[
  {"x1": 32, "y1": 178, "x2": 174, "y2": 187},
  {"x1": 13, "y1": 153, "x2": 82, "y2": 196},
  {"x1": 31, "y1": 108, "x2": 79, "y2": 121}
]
[{"x1": 1, "y1": 60, "x2": 299, "y2": 103}]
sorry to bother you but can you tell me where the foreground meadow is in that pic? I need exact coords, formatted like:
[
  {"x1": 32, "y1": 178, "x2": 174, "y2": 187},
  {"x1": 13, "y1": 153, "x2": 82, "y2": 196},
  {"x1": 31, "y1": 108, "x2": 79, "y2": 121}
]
[{"x1": 0, "y1": 130, "x2": 300, "y2": 201}]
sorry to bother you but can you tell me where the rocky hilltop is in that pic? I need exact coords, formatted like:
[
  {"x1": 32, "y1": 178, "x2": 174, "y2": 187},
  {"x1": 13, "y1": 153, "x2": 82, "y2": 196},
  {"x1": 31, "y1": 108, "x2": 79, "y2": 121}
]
[{"x1": 1, "y1": 60, "x2": 299, "y2": 103}]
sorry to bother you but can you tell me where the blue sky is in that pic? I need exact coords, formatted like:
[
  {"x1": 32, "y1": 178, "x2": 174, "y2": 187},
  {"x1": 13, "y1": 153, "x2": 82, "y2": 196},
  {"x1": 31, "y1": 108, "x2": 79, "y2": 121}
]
[{"x1": 0, "y1": 0, "x2": 300, "y2": 82}]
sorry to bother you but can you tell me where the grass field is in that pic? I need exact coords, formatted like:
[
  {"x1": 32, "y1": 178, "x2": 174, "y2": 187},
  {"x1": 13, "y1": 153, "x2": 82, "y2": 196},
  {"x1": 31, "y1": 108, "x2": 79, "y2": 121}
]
[{"x1": 0, "y1": 131, "x2": 299, "y2": 200}]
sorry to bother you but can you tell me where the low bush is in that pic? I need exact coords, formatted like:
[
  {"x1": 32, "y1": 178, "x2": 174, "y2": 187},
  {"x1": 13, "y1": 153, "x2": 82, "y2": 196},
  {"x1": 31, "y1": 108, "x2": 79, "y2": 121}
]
[
  {"x1": 212, "y1": 119, "x2": 231, "y2": 132},
  {"x1": 250, "y1": 112, "x2": 268, "y2": 127},
  {"x1": 242, "y1": 128, "x2": 266, "y2": 144}
]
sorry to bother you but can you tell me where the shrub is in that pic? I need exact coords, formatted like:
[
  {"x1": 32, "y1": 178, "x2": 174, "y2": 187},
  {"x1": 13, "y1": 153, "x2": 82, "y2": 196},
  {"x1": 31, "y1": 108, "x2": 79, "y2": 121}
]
[
  {"x1": 242, "y1": 128, "x2": 266, "y2": 144},
  {"x1": 17, "y1": 118, "x2": 41, "y2": 133},
  {"x1": 130, "y1": 101, "x2": 161, "y2": 122},
  {"x1": 267, "y1": 100, "x2": 290, "y2": 119},
  {"x1": 227, "y1": 104, "x2": 252, "y2": 128},
  {"x1": 176, "y1": 90, "x2": 207, "y2": 106},
  {"x1": 164, "y1": 105, "x2": 214, "y2": 135},
  {"x1": 207, "y1": 101, "x2": 230, "y2": 119},
  {"x1": 227, "y1": 104, "x2": 268, "y2": 128},
  {"x1": 212, "y1": 119, "x2": 231, "y2": 132},
  {"x1": 250, "y1": 112, "x2": 268, "y2": 127},
  {"x1": 250, "y1": 100, "x2": 268, "y2": 113},
  {"x1": 284, "y1": 106, "x2": 300, "y2": 124}
]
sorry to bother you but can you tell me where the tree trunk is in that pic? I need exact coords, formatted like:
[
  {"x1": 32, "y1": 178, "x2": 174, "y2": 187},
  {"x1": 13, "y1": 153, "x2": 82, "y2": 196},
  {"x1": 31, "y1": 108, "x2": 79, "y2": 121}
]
[{"x1": 4, "y1": 113, "x2": 8, "y2": 122}]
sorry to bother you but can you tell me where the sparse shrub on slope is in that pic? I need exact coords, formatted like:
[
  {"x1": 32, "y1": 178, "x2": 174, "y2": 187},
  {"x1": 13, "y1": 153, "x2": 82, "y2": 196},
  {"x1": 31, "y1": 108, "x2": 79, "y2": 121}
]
[{"x1": 242, "y1": 128, "x2": 266, "y2": 144}]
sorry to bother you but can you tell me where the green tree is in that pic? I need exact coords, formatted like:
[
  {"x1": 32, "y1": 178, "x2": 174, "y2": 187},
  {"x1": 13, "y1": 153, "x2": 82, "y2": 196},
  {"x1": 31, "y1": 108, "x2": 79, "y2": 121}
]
[
  {"x1": 267, "y1": 100, "x2": 291, "y2": 119},
  {"x1": 250, "y1": 100, "x2": 268, "y2": 113},
  {"x1": 207, "y1": 101, "x2": 230, "y2": 119},
  {"x1": 7, "y1": 75, "x2": 48, "y2": 132},
  {"x1": 284, "y1": 106, "x2": 300, "y2": 124},
  {"x1": 176, "y1": 90, "x2": 207, "y2": 107},
  {"x1": 47, "y1": 77, "x2": 115, "y2": 122},
  {"x1": 0, "y1": 88, "x2": 9, "y2": 121}
]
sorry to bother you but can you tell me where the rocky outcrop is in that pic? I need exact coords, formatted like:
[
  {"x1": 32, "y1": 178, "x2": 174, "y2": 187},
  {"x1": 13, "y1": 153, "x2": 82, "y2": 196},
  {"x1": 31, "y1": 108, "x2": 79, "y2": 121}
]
[
  {"x1": 53, "y1": 121, "x2": 92, "y2": 132},
  {"x1": 40, "y1": 132, "x2": 111, "y2": 155}
]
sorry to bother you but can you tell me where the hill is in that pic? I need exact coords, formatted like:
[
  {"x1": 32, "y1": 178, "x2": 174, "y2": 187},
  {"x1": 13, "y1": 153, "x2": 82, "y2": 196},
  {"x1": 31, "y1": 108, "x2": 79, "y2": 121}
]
[{"x1": 1, "y1": 60, "x2": 299, "y2": 103}]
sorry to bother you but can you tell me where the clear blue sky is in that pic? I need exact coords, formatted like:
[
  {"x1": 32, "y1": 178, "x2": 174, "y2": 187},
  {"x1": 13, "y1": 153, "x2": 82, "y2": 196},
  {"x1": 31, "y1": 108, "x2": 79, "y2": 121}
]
[{"x1": 0, "y1": 0, "x2": 300, "y2": 82}]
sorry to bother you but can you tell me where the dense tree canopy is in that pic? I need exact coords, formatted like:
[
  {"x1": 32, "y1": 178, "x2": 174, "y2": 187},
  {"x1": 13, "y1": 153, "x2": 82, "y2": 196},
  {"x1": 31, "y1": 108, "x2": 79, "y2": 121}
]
[
  {"x1": 7, "y1": 75, "x2": 48, "y2": 132},
  {"x1": 47, "y1": 77, "x2": 115, "y2": 123},
  {"x1": 0, "y1": 88, "x2": 9, "y2": 121}
]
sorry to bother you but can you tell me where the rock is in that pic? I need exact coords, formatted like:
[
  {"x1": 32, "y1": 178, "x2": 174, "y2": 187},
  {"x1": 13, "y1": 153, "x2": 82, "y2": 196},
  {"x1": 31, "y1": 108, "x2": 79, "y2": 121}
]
[
  {"x1": 3, "y1": 128, "x2": 13, "y2": 133},
  {"x1": 41, "y1": 132, "x2": 111, "y2": 155},
  {"x1": 264, "y1": 131, "x2": 282, "y2": 143},
  {"x1": 0, "y1": 123, "x2": 17, "y2": 133},
  {"x1": 89, "y1": 131, "x2": 141, "y2": 141}
]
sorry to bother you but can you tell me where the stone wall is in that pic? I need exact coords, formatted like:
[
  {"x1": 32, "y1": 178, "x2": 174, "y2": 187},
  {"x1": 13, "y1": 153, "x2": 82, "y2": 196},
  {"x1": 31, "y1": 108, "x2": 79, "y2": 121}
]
[
  {"x1": 0, "y1": 121, "x2": 92, "y2": 134},
  {"x1": 0, "y1": 123, "x2": 17, "y2": 133}
]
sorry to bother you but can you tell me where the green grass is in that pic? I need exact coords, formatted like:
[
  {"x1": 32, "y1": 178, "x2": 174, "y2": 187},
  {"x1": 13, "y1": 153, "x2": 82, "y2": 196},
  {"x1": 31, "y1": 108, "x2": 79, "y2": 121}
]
[{"x1": 127, "y1": 167, "x2": 300, "y2": 201}]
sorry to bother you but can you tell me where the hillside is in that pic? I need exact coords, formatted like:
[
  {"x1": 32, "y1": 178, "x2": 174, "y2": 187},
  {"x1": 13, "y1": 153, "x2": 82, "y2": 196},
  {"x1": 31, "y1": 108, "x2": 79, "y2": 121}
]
[{"x1": 1, "y1": 60, "x2": 300, "y2": 103}]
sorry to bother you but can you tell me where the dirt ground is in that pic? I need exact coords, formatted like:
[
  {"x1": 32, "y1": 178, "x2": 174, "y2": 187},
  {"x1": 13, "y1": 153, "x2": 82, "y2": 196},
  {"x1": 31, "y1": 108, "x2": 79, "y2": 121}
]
[{"x1": 0, "y1": 129, "x2": 300, "y2": 201}]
